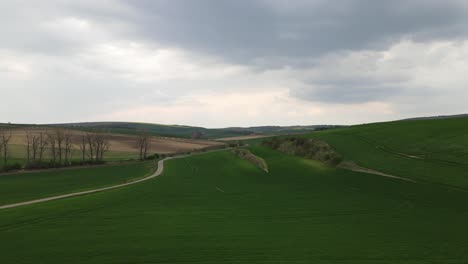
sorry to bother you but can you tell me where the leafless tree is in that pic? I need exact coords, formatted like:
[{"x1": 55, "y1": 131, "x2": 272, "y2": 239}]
[
  {"x1": 55, "y1": 128, "x2": 65, "y2": 164},
  {"x1": 38, "y1": 132, "x2": 48, "y2": 163},
  {"x1": 31, "y1": 133, "x2": 40, "y2": 161},
  {"x1": 25, "y1": 129, "x2": 33, "y2": 164},
  {"x1": 143, "y1": 136, "x2": 150, "y2": 160},
  {"x1": 137, "y1": 130, "x2": 150, "y2": 160},
  {"x1": 64, "y1": 131, "x2": 73, "y2": 164},
  {"x1": 78, "y1": 135, "x2": 87, "y2": 161},
  {"x1": 86, "y1": 132, "x2": 95, "y2": 161},
  {"x1": 47, "y1": 132, "x2": 57, "y2": 164},
  {"x1": 94, "y1": 133, "x2": 110, "y2": 161},
  {"x1": 0, "y1": 128, "x2": 12, "y2": 168}
]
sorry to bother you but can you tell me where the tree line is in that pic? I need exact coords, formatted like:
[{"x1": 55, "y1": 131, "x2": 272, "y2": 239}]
[
  {"x1": 24, "y1": 128, "x2": 111, "y2": 169},
  {"x1": 0, "y1": 127, "x2": 154, "y2": 172},
  {"x1": 0, "y1": 127, "x2": 111, "y2": 171}
]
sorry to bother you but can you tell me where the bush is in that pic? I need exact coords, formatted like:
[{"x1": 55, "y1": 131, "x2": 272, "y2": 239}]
[
  {"x1": 145, "y1": 154, "x2": 159, "y2": 160},
  {"x1": 263, "y1": 136, "x2": 343, "y2": 167},
  {"x1": 232, "y1": 148, "x2": 269, "y2": 173},
  {"x1": 2, "y1": 163, "x2": 22, "y2": 172},
  {"x1": 24, "y1": 160, "x2": 106, "y2": 170}
]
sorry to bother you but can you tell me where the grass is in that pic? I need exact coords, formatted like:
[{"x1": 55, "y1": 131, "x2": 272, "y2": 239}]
[
  {"x1": 1, "y1": 146, "x2": 468, "y2": 263},
  {"x1": 306, "y1": 116, "x2": 468, "y2": 189},
  {"x1": 0, "y1": 161, "x2": 154, "y2": 206}
]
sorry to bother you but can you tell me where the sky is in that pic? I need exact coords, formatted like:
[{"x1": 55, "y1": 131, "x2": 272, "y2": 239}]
[{"x1": 1, "y1": 0, "x2": 468, "y2": 128}]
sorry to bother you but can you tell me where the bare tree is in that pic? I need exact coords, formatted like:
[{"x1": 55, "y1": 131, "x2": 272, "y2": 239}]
[
  {"x1": 86, "y1": 132, "x2": 95, "y2": 161},
  {"x1": 78, "y1": 135, "x2": 87, "y2": 162},
  {"x1": 38, "y1": 132, "x2": 48, "y2": 163},
  {"x1": 94, "y1": 132, "x2": 110, "y2": 161},
  {"x1": 64, "y1": 131, "x2": 73, "y2": 165},
  {"x1": 137, "y1": 130, "x2": 150, "y2": 160},
  {"x1": 47, "y1": 132, "x2": 57, "y2": 164},
  {"x1": 25, "y1": 129, "x2": 32, "y2": 164},
  {"x1": 143, "y1": 136, "x2": 150, "y2": 160},
  {"x1": 55, "y1": 128, "x2": 65, "y2": 164},
  {"x1": 101, "y1": 136, "x2": 110, "y2": 161},
  {"x1": 0, "y1": 129, "x2": 12, "y2": 168},
  {"x1": 31, "y1": 133, "x2": 39, "y2": 161}
]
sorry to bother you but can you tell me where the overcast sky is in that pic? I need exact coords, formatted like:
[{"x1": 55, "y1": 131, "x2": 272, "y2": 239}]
[{"x1": 1, "y1": 0, "x2": 468, "y2": 127}]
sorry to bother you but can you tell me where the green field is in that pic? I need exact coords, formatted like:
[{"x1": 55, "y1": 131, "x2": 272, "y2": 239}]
[
  {"x1": 0, "y1": 161, "x2": 154, "y2": 206},
  {"x1": 1, "y1": 142, "x2": 468, "y2": 263},
  {"x1": 306, "y1": 117, "x2": 468, "y2": 189}
]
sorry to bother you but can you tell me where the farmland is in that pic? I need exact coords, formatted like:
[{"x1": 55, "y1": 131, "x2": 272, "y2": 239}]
[
  {"x1": 0, "y1": 150, "x2": 466, "y2": 263},
  {"x1": 4, "y1": 127, "x2": 224, "y2": 166},
  {"x1": 1, "y1": 117, "x2": 468, "y2": 263},
  {"x1": 3, "y1": 2, "x2": 467, "y2": 263},
  {"x1": 0, "y1": 161, "x2": 154, "y2": 206}
]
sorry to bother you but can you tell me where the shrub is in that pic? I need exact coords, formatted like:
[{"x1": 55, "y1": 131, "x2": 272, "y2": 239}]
[
  {"x1": 2, "y1": 163, "x2": 22, "y2": 172},
  {"x1": 145, "y1": 154, "x2": 159, "y2": 160},
  {"x1": 232, "y1": 148, "x2": 269, "y2": 173},
  {"x1": 263, "y1": 136, "x2": 343, "y2": 167}
]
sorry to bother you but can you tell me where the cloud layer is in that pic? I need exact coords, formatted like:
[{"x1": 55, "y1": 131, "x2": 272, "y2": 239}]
[{"x1": 1, "y1": 1, "x2": 468, "y2": 126}]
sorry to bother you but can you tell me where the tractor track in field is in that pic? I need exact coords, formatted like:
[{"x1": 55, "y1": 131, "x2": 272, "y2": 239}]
[
  {"x1": 338, "y1": 162, "x2": 417, "y2": 183},
  {"x1": 0, "y1": 148, "x2": 231, "y2": 210}
]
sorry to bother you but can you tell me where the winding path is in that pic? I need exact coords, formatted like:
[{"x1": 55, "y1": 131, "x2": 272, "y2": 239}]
[{"x1": 0, "y1": 153, "x2": 197, "y2": 210}]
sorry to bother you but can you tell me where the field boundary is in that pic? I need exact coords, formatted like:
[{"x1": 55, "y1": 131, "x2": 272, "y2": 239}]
[{"x1": 0, "y1": 148, "x2": 231, "y2": 210}]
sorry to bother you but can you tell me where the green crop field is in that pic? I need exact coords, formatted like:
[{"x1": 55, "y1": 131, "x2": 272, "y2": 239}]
[
  {"x1": 306, "y1": 116, "x2": 468, "y2": 189},
  {"x1": 1, "y1": 135, "x2": 468, "y2": 263},
  {"x1": 0, "y1": 161, "x2": 154, "y2": 206}
]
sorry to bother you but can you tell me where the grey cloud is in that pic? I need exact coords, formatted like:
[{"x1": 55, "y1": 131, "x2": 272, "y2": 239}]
[
  {"x1": 1, "y1": 1, "x2": 468, "y2": 125},
  {"x1": 4, "y1": 0, "x2": 466, "y2": 64},
  {"x1": 120, "y1": 0, "x2": 468, "y2": 66}
]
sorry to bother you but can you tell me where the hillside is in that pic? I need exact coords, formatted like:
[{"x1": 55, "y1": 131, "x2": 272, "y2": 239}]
[
  {"x1": 307, "y1": 116, "x2": 468, "y2": 189},
  {"x1": 2, "y1": 144, "x2": 468, "y2": 263}
]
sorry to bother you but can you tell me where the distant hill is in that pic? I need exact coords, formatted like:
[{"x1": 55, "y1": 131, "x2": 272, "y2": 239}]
[
  {"x1": 401, "y1": 113, "x2": 468, "y2": 121},
  {"x1": 45, "y1": 122, "x2": 343, "y2": 139}
]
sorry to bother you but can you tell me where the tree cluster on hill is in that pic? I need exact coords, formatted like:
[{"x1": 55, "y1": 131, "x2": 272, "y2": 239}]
[{"x1": 262, "y1": 136, "x2": 343, "y2": 166}]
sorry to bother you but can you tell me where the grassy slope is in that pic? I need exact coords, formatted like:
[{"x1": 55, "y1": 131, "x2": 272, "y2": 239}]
[
  {"x1": 0, "y1": 162, "x2": 154, "y2": 205},
  {"x1": 307, "y1": 117, "x2": 468, "y2": 189},
  {"x1": 1, "y1": 148, "x2": 468, "y2": 263}
]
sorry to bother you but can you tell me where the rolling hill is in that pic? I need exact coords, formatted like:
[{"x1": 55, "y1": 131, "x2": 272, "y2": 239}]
[
  {"x1": 1, "y1": 116, "x2": 467, "y2": 263},
  {"x1": 47, "y1": 122, "x2": 341, "y2": 139},
  {"x1": 307, "y1": 116, "x2": 468, "y2": 189}
]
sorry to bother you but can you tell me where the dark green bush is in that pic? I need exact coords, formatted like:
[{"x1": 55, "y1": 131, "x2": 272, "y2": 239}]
[
  {"x1": 262, "y1": 136, "x2": 343, "y2": 167},
  {"x1": 2, "y1": 163, "x2": 22, "y2": 172},
  {"x1": 145, "y1": 154, "x2": 159, "y2": 160}
]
